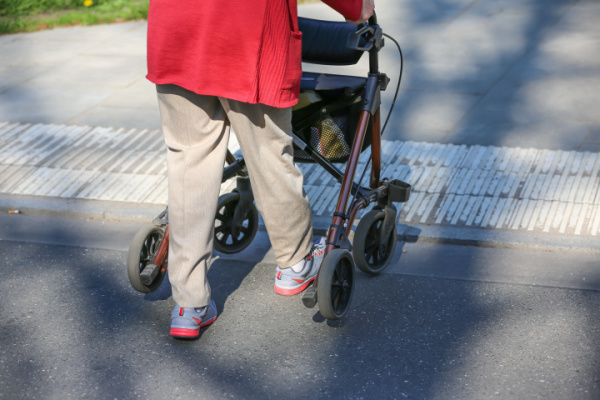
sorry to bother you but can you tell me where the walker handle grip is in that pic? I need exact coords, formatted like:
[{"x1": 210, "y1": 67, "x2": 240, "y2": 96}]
[{"x1": 346, "y1": 13, "x2": 383, "y2": 53}]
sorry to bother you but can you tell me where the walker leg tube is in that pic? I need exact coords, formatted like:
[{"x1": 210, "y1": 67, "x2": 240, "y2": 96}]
[
  {"x1": 370, "y1": 108, "x2": 382, "y2": 189},
  {"x1": 325, "y1": 110, "x2": 371, "y2": 256},
  {"x1": 152, "y1": 225, "x2": 169, "y2": 269}
]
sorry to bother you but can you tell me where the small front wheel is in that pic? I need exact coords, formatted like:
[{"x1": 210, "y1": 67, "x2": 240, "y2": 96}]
[
  {"x1": 213, "y1": 192, "x2": 259, "y2": 254},
  {"x1": 317, "y1": 249, "x2": 355, "y2": 320},
  {"x1": 127, "y1": 226, "x2": 166, "y2": 293},
  {"x1": 353, "y1": 209, "x2": 397, "y2": 275}
]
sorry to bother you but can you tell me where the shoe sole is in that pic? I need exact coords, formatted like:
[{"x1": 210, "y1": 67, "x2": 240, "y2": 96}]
[
  {"x1": 274, "y1": 277, "x2": 315, "y2": 296},
  {"x1": 170, "y1": 315, "x2": 217, "y2": 339}
]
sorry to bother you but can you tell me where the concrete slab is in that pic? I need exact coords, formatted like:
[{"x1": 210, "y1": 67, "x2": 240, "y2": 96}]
[
  {"x1": 301, "y1": 0, "x2": 475, "y2": 25},
  {"x1": 580, "y1": 144, "x2": 600, "y2": 153},
  {"x1": 382, "y1": 125, "x2": 450, "y2": 144},
  {"x1": 407, "y1": 0, "x2": 578, "y2": 87},
  {"x1": 379, "y1": 0, "x2": 477, "y2": 24},
  {"x1": 482, "y1": 25, "x2": 600, "y2": 124},
  {"x1": 81, "y1": 23, "x2": 147, "y2": 57},
  {"x1": 383, "y1": 89, "x2": 480, "y2": 140},
  {"x1": 0, "y1": 84, "x2": 117, "y2": 124},
  {"x1": 446, "y1": 0, "x2": 600, "y2": 149},
  {"x1": 536, "y1": 32, "x2": 600, "y2": 75},
  {"x1": 487, "y1": 74, "x2": 600, "y2": 122},
  {"x1": 563, "y1": 0, "x2": 600, "y2": 33},
  {"x1": 0, "y1": 33, "x2": 23, "y2": 47},
  {"x1": 401, "y1": 5, "x2": 536, "y2": 94},
  {"x1": 0, "y1": 39, "x2": 92, "y2": 67},
  {"x1": 449, "y1": 115, "x2": 594, "y2": 149},
  {"x1": 26, "y1": 54, "x2": 145, "y2": 88},
  {"x1": 0, "y1": 64, "x2": 49, "y2": 94},
  {"x1": 583, "y1": 122, "x2": 600, "y2": 146},
  {"x1": 69, "y1": 105, "x2": 162, "y2": 130},
  {"x1": 101, "y1": 79, "x2": 158, "y2": 109},
  {"x1": 17, "y1": 20, "x2": 145, "y2": 43},
  {"x1": 300, "y1": 0, "x2": 477, "y2": 54}
]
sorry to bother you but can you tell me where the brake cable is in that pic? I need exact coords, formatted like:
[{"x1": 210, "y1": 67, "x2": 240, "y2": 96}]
[{"x1": 351, "y1": 32, "x2": 404, "y2": 212}]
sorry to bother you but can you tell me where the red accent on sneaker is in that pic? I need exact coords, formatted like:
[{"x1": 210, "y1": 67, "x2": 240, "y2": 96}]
[
  {"x1": 179, "y1": 308, "x2": 184, "y2": 316},
  {"x1": 201, "y1": 315, "x2": 217, "y2": 328},
  {"x1": 277, "y1": 271, "x2": 282, "y2": 279},
  {"x1": 306, "y1": 250, "x2": 323, "y2": 260},
  {"x1": 170, "y1": 327, "x2": 200, "y2": 338},
  {"x1": 292, "y1": 278, "x2": 305, "y2": 284},
  {"x1": 274, "y1": 277, "x2": 315, "y2": 296},
  {"x1": 170, "y1": 316, "x2": 217, "y2": 339},
  {"x1": 191, "y1": 315, "x2": 217, "y2": 328}
]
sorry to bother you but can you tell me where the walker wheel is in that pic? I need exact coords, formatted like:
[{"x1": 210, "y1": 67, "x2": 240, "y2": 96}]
[
  {"x1": 353, "y1": 209, "x2": 397, "y2": 275},
  {"x1": 214, "y1": 192, "x2": 259, "y2": 254},
  {"x1": 317, "y1": 249, "x2": 355, "y2": 320},
  {"x1": 127, "y1": 226, "x2": 166, "y2": 293}
]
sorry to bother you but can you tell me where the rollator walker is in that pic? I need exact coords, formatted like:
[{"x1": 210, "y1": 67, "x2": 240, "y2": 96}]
[{"x1": 127, "y1": 14, "x2": 411, "y2": 320}]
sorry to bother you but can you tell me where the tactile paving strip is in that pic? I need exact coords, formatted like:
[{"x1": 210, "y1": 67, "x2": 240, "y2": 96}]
[{"x1": 2, "y1": 122, "x2": 600, "y2": 235}]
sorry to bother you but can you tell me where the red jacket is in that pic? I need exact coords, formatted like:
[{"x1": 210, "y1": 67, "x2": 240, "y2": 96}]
[{"x1": 146, "y1": 0, "x2": 362, "y2": 108}]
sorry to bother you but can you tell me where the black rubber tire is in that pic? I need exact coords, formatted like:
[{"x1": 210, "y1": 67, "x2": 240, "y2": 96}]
[
  {"x1": 127, "y1": 226, "x2": 166, "y2": 293},
  {"x1": 317, "y1": 249, "x2": 355, "y2": 320},
  {"x1": 213, "y1": 192, "x2": 259, "y2": 254},
  {"x1": 353, "y1": 209, "x2": 397, "y2": 275}
]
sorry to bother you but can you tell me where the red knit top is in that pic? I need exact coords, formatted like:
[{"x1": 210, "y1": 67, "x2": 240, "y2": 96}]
[{"x1": 146, "y1": 0, "x2": 362, "y2": 108}]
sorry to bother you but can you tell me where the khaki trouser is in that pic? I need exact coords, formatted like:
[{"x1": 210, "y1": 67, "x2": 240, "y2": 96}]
[{"x1": 156, "y1": 84, "x2": 313, "y2": 308}]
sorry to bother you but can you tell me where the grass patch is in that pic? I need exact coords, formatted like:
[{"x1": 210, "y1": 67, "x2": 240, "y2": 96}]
[
  {"x1": 0, "y1": 0, "x2": 148, "y2": 35},
  {"x1": 0, "y1": 0, "x2": 319, "y2": 35}
]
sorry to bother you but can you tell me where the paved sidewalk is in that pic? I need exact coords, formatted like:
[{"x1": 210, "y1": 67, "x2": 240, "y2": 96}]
[{"x1": 1, "y1": 0, "x2": 600, "y2": 252}]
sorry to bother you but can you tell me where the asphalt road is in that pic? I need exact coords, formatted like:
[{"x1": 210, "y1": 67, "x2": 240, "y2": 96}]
[{"x1": 0, "y1": 213, "x2": 599, "y2": 399}]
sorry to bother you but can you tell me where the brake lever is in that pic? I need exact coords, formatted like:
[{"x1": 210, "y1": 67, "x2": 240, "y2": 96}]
[{"x1": 346, "y1": 24, "x2": 384, "y2": 52}]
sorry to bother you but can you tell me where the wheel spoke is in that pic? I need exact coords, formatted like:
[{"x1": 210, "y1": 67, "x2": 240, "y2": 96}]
[
  {"x1": 225, "y1": 204, "x2": 236, "y2": 217},
  {"x1": 370, "y1": 226, "x2": 381, "y2": 241},
  {"x1": 215, "y1": 212, "x2": 226, "y2": 222},
  {"x1": 354, "y1": 210, "x2": 396, "y2": 275},
  {"x1": 364, "y1": 243, "x2": 377, "y2": 260},
  {"x1": 317, "y1": 250, "x2": 355, "y2": 319},
  {"x1": 332, "y1": 286, "x2": 342, "y2": 312},
  {"x1": 336, "y1": 262, "x2": 348, "y2": 281},
  {"x1": 372, "y1": 249, "x2": 380, "y2": 265},
  {"x1": 220, "y1": 232, "x2": 231, "y2": 245},
  {"x1": 365, "y1": 236, "x2": 378, "y2": 251},
  {"x1": 219, "y1": 228, "x2": 231, "y2": 243},
  {"x1": 150, "y1": 236, "x2": 160, "y2": 253},
  {"x1": 331, "y1": 285, "x2": 341, "y2": 300},
  {"x1": 331, "y1": 279, "x2": 343, "y2": 288},
  {"x1": 213, "y1": 194, "x2": 258, "y2": 254},
  {"x1": 333, "y1": 263, "x2": 351, "y2": 313}
]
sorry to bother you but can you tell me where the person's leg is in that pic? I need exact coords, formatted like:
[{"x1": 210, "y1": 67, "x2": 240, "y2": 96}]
[
  {"x1": 220, "y1": 98, "x2": 313, "y2": 269},
  {"x1": 156, "y1": 84, "x2": 230, "y2": 310}
]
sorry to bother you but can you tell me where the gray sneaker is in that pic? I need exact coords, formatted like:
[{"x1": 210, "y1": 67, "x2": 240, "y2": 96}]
[
  {"x1": 170, "y1": 300, "x2": 217, "y2": 339},
  {"x1": 274, "y1": 237, "x2": 325, "y2": 295}
]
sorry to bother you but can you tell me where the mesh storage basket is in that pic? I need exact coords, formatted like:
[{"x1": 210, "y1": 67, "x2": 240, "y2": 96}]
[{"x1": 293, "y1": 100, "x2": 372, "y2": 163}]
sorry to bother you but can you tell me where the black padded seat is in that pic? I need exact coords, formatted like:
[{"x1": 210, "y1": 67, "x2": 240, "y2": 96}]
[
  {"x1": 299, "y1": 17, "x2": 364, "y2": 66},
  {"x1": 300, "y1": 72, "x2": 366, "y2": 94}
]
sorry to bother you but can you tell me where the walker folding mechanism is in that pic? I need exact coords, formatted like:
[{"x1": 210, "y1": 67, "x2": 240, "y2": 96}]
[{"x1": 127, "y1": 14, "x2": 411, "y2": 320}]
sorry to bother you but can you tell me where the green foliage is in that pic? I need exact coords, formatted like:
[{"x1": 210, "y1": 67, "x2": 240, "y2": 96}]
[
  {"x1": 0, "y1": 0, "x2": 148, "y2": 34},
  {"x1": 1, "y1": 0, "x2": 97, "y2": 17}
]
